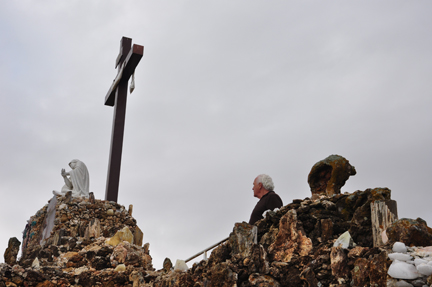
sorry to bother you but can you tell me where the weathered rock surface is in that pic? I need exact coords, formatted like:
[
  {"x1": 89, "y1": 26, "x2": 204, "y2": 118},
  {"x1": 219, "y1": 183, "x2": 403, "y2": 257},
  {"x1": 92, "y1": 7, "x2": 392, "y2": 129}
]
[
  {"x1": 308, "y1": 154, "x2": 356, "y2": 198},
  {"x1": 3, "y1": 237, "x2": 21, "y2": 266},
  {"x1": 387, "y1": 218, "x2": 432, "y2": 247},
  {"x1": 1, "y1": 175, "x2": 432, "y2": 286}
]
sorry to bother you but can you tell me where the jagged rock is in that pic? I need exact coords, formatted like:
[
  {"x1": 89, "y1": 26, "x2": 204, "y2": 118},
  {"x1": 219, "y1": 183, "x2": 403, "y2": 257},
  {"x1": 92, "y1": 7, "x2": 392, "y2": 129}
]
[
  {"x1": 2, "y1": 169, "x2": 432, "y2": 286},
  {"x1": 351, "y1": 257, "x2": 370, "y2": 286},
  {"x1": 88, "y1": 218, "x2": 101, "y2": 238},
  {"x1": 247, "y1": 244, "x2": 269, "y2": 274},
  {"x1": 163, "y1": 257, "x2": 173, "y2": 272},
  {"x1": 107, "y1": 226, "x2": 134, "y2": 246},
  {"x1": 207, "y1": 262, "x2": 237, "y2": 286},
  {"x1": 321, "y1": 218, "x2": 334, "y2": 242},
  {"x1": 248, "y1": 273, "x2": 280, "y2": 286},
  {"x1": 268, "y1": 209, "x2": 312, "y2": 262},
  {"x1": 133, "y1": 225, "x2": 144, "y2": 247},
  {"x1": 300, "y1": 267, "x2": 319, "y2": 286},
  {"x1": 4, "y1": 237, "x2": 20, "y2": 265},
  {"x1": 129, "y1": 270, "x2": 144, "y2": 287},
  {"x1": 387, "y1": 218, "x2": 432, "y2": 247},
  {"x1": 330, "y1": 246, "x2": 349, "y2": 280},
  {"x1": 228, "y1": 222, "x2": 257, "y2": 258},
  {"x1": 307, "y1": 154, "x2": 356, "y2": 198},
  {"x1": 346, "y1": 187, "x2": 392, "y2": 247},
  {"x1": 369, "y1": 250, "x2": 388, "y2": 286}
]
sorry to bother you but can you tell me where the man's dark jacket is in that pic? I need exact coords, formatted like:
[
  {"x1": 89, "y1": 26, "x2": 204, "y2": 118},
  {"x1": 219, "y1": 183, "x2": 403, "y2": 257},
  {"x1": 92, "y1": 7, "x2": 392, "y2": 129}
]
[{"x1": 249, "y1": 191, "x2": 283, "y2": 225}]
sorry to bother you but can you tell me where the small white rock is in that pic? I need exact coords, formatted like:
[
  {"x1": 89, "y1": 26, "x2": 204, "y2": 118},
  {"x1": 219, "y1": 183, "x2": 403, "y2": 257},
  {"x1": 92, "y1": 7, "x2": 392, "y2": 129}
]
[
  {"x1": 414, "y1": 258, "x2": 428, "y2": 267},
  {"x1": 333, "y1": 231, "x2": 355, "y2": 249},
  {"x1": 31, "y1": 257, "x2": 40, "y2": 269},
  {"x1": 416, "y1": 263, "x2": 432, "y2": 276},
  {"x1": 115, "y1": 264, "x2": 126, "y2": 272},
  {"x1": 174, "y1": 259, "x2": 188, "y2": 271},
  {"x1": 388, "y1": 260, "x2": 421, "y2": 280},
  {"x1": 393, "y1": 242, "x2": 408, "y2": 253},
  {"x1": 388, "y1": 253, "x2": 412, "y2": 261}
]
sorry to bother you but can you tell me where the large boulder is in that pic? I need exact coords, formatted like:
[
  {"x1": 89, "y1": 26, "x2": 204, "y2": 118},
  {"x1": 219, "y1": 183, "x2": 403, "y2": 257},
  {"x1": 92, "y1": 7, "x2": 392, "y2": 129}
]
[
  {"x1": 308, "y1": 154, "x2": 356, "y2": 198},
  {"x1": 386, "y1": 218, "x2": 432, "y2": 246},
  {"x1": 4, "y1": 237, "x2": 21, "y2": 265}
]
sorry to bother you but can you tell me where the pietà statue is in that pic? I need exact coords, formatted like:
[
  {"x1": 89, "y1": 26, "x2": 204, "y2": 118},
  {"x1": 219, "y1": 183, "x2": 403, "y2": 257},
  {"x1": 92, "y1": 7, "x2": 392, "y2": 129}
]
[{"x1": 53, "y1": 159, "x2": 90, "y2": 198}]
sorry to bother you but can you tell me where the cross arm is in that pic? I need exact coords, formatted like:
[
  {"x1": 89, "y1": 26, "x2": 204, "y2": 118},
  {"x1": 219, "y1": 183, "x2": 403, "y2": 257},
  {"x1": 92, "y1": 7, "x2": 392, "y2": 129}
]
[{"x1": 105, "y1": 44, "x2": 144, "y2": 106}]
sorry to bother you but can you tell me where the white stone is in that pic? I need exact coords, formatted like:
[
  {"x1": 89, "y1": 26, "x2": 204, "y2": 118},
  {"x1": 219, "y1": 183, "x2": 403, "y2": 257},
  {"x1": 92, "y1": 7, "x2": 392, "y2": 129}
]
[
  {"x1": 31, "y1": 257, "x2": 40, "y2": 269},
  {"x1": 388, "y1": 260, "x2": 421, "y2": 280},
  {"x1": 388, "y1": 253, "x2": 413, "y2": 261},
  {"x1": 416, "y1": 263, "x2": 432, "y2": 276},
  {"x1": 395, "y1": 280, "x2": 413, "y2": 287},
  {"x1": 115, "y1": 264, "x2": 126, "y2": 272},
  {"x1": 414, "y1": 258, "x2": 428, "y2": 267},
  {"x1": 393, "y1": 242, "x2": 408, "y2": 253},
  {"x1": 174, "y1": 259, "x2": 188, "y2": 271},
  {"x1": 333, "y1": 231, "x2": 355, "y2": 249}
]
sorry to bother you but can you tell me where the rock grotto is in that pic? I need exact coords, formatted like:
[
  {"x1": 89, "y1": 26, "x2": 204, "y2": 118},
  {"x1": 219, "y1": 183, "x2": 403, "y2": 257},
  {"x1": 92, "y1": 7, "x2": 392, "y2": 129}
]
[{"x1": 2, "y1": 154, "x2": 432, "y2": 286}]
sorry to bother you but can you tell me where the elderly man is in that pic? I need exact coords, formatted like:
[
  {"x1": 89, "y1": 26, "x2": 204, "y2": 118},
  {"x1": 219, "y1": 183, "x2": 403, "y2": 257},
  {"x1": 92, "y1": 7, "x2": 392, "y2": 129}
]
[{"x1": 249, "y1": 174, "x2": 283, "y2": 225}]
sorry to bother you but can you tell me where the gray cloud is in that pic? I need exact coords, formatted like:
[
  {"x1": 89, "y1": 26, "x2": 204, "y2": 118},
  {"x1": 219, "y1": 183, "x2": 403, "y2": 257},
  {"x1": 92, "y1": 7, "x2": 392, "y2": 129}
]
[{"x1": 1, "y1": 1, "x2": 431, "y2": 269}]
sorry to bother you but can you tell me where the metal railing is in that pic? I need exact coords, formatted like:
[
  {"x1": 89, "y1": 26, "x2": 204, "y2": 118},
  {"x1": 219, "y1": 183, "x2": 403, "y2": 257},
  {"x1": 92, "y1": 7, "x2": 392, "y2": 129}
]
[{"x1": 185, "y1": 237, "x2": 229, "y2": 263}]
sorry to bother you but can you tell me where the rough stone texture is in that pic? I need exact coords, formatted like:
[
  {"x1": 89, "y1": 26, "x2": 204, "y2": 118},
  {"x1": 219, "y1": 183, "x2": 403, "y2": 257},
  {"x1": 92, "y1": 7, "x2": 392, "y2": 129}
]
[
  {"x1": 107, "y1": 226, "x2": 134, "y2": 246},
  {"x1": 330, "y1": 246, "x2": 349, "y2": 280},
  {"x1": 386, "y1": 217, "x2": 432, "y2": 247},
  {"x1": 308, "y1": 154, "x2": 356, "y2": 198},
  {"x1": 229, "y1": 222, "x2": 258, "y2": 258},
  {"x1": 162, "y1": 257, "x2": 172, "y2": 273},
  {"x1": 2, "y1": 181, "x2": 432, "y2": 286},
  {"x1": 268, "y1": 209, "x2": 313, "y2": 262},
  {"x1": 4, "y1": 237, "x2": 21, "y2": 266}
]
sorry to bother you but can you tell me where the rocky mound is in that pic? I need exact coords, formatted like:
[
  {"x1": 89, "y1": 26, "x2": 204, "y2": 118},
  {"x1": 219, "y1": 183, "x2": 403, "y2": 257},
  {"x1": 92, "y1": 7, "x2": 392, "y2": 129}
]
[
  {"x1": 2, "y1": 155, "x2": 432, "y2": 286},
  {"x1": 150, "y1": 188, "x2": 432, "y2": 286},
  {"x1": 2, "y1": 193, "x2": 153, "y2": 286}
]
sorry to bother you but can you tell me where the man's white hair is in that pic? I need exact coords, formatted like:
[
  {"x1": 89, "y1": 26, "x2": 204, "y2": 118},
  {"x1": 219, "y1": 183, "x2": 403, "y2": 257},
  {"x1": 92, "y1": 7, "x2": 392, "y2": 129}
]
[{"x1": 256, "y1": 174, "x2": 274, "y2": 191}]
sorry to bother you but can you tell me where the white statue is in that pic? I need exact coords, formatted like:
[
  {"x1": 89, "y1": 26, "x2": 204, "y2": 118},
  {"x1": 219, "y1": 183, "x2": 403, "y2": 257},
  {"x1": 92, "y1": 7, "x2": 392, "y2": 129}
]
[{"x1": 53, "y1": 159, "x2": 90, "y2": 198}]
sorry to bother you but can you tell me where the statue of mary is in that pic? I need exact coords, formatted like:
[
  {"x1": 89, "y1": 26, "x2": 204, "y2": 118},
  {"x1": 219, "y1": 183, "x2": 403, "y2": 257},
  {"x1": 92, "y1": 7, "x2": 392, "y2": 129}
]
[{"x1": 53, "y1": 159, "x2": 90, "y2": 198}]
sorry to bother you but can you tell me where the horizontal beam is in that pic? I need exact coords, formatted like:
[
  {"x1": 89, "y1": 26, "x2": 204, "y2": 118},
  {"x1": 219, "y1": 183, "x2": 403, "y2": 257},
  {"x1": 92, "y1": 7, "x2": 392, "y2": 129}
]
[{"x1": 105, "y1": 44, "x2": 144, "y2": 106}]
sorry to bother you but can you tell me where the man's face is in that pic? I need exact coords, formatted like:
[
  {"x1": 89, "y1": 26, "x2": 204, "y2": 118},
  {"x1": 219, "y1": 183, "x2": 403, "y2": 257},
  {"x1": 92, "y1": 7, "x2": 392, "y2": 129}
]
[{"x1": 252, "y1": 177, "x2": 262, "y2": 198}]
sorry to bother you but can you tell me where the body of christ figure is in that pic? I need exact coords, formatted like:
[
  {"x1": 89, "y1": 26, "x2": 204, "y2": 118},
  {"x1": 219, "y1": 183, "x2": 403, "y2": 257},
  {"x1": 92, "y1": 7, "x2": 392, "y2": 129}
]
[{"x1": 53, "y1": 159, "x2": 90, "y2": 198}]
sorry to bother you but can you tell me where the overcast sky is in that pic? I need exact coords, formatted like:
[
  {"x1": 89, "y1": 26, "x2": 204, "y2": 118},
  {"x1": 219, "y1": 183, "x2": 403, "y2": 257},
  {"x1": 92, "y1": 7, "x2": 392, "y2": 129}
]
[{"x1": 1, "y1": 1, "x2": 431, "y2": 269}]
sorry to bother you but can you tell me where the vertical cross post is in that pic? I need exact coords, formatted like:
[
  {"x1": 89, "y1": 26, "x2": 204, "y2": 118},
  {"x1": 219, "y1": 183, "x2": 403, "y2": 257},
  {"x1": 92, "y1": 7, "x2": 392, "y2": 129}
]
[{"x1": 104, "y1": 36, "x2": 144, "y2": 202}]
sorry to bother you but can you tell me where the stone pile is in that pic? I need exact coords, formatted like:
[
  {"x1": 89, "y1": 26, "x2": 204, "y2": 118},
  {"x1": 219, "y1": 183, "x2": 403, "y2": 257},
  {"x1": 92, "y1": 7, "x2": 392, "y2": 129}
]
[
  {"x1": 387, "y1": 242, "x2": 432, "y2": 286},
  {"x1": 149, "y1": 188, "x2": 432, "y2": 286},
  {"x1": 2, "y1": 193, "x2": 153, "y2": 286},
  {"x1": 2, "y1": 155, "x2": 432, "y2": 286},
  {"x1": 2, "y1": 188, "x2": 432, "y2": 286}
]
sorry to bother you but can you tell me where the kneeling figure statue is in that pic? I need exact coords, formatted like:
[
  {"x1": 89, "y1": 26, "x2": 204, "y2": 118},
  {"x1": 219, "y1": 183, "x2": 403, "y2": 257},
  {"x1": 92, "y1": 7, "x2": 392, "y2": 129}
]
[{"x1": 53, "y1": 159, "x2": 89, "y2": 198}]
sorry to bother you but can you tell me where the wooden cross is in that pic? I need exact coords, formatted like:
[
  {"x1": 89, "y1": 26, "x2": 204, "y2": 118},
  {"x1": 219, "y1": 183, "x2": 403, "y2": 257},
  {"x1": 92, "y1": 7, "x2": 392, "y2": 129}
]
[{"x1": 104, "y1": 36, "x2": 144, "y2": 202}]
